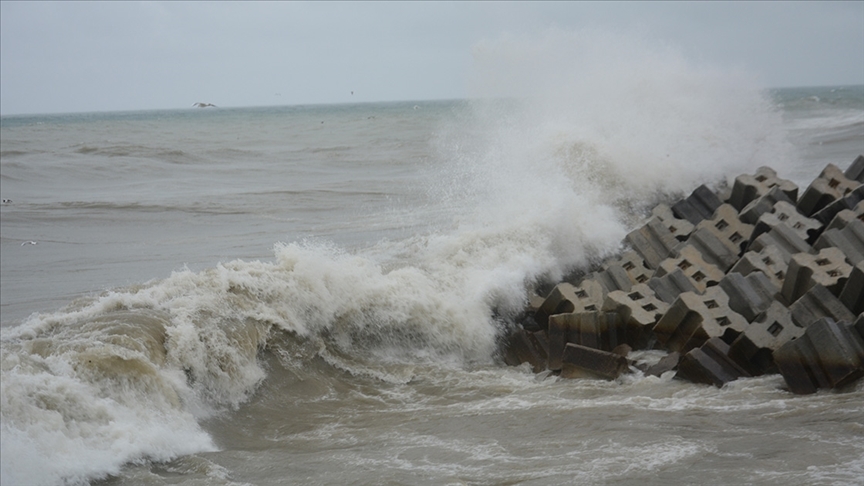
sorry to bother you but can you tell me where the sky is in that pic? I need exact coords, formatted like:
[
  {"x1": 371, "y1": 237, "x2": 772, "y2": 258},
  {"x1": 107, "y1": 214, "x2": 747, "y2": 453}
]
[{"x1": 1, "y1": 1, "x2": 862, "y2": 116}]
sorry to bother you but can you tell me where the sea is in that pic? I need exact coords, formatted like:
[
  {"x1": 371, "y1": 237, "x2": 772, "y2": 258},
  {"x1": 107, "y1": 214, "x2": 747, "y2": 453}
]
[{"x1": 2, "y1": 68, "x2": 863, "y2": 484}]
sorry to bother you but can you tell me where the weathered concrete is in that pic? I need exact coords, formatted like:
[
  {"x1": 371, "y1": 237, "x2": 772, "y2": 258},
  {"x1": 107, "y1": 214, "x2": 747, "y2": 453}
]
[
  {"x1": 560, "y1": 343, "x2": 631, "y2": 380},
  {"x1": 625, "y1": 217, "x2": 679, "y2": 270},
  {"x1": 536, "y1": 280, "x2": 606, "y2": 329},
  {"x1": 695, "y1": 203, "x2": 755, "y2": 256},
  {"x1": 781, "y1": 247, "x2": 853, "y2": 303},
  {"x1": 728, "y1": 166, "x2": 799, "y2": 212},
  {"x1": 675, "y1": 337, "x2": 751, "y2": 387},
  {"x1": 845, "y1": 155, "x2": 864, "y2": 183},
  {"x1": 590, "y1": 264, "x2": 634, "y2": 294},
  {"x1": 647, "y1": 268, "x2": 700, "y2": 304},
  {"x1": 675, "y1": 228, "x2": 742, "y2": 273},
  {"x1": 655, "y1": 245, "x2": 726, "y2": 293},
  {"x1": 547, "y1": 311, "x2": 626, "y2": 370},
  {"x1": 814, "y1": 219, "x2": 864, "y2": 266},
  {"x1": 606, "y1": 251, "x2": 653, "y2": 286},
  {"x1": 729, "y1": 245, "x2": 789, "y2": 289},
  {"x1": 789, "y1": 284, "x2": 856, "y2": 329},
  {"x1": 651, "y1": 203, "x2": 695, "y2": 241},
  {"x1": 728, "y1": 301, "x2": 802, "y2": 375},
  {"x1": 839, "y1": 261, "x2": 864, "y2": 315},
  {"x1": 774, "y1": 317, "x2": 864, "y2": 394},
  {"x1": 502, "y1": 328, "x2": 547, "y2": 372},
  {"x1": 718, "y1": 271, "x2": 778, "y2": 322},
  {"x1": 653, "y1": 287, "x2": 750, "y2": 353},
  {"x1": 739, "y1": 186, "x2": 796, "y2": 225},
  {"x1": 672, "y1": 185, "x2": 724, "y2": 225},
  {"x1": 746, "y1": 216, "x2": 813, "y2": 261},
  {"x1": 750, "y1": 201, "x2": 822, "y2": 245},
  {"x1": 602, "y1": 283, "x2": 669, "y2": 349},
  {"x1": 824, "y1": 201, "x2": 864, "y2": 232},
  {"x1": 797, "y1": 163, "x2": 862, "y2": 217}
]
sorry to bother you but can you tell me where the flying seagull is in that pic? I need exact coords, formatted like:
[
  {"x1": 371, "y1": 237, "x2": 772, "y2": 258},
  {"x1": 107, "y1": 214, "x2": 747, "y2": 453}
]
[
  {"x1": 192, "y1": 102, "x2": 216, "y2": 108},
  {"x1": 21, "y1": 241, "x2": 37, "y2": 246}
]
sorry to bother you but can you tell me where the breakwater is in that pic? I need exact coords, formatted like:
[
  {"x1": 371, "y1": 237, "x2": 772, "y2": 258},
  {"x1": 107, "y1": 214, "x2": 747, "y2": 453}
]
[{"x1": 503, "y1": 156, "x2": 864, "y2": 393}]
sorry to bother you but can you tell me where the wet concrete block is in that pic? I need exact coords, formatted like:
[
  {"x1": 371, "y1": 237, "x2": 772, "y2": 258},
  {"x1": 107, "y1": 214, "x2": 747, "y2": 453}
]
[
  {"x1": 651, "y1": 203, "x2": 695, "y2": 241},
  {"x1": 797, "y1": 163, "x2": 862, "y2": 217},
  {"x1": 644, "y1": 352, "x2": 681, "y2": 377},
  {"x1": 653, "y1": 287, "x2": 750, "y2": 353},
  {"x1": 602, "y1": 284, "x2": 669, "y2": 349},
  {"x1": 728, "y1": 301, "x2": 802, "y2": 375},
  {"x1": 839, "y1": 261, "x2": 864, "y2": 315},
  {"x1": 728, "y1": 166, "x2": 799, "y2": 212},
  {"x1": 789, "y1": 284, "x2": 856, "y2": 329},
  {"x1": 730, "y1": 245, "x2": 789, "y2": 289},
  {"x1": 647, "y1": 268, "x2": 700, "y2": 304},
  {"x1": 695, "y1": 203, "x2": 755, "y2": 256},
  {"x1": 750, "y1": 201, "x2": 822, "y2": 245},
  {"x1": 739, "y1": 186, "x2": 797, "y2": 225},
  {"x1": 845, "y1": 155, "x2": 864, "y2": 182},
  {"x1": 536, "y1": 280, "x2": 606, "y2": 329},
  {"x1": 781, "y1": 247, "x2": 852, "y2": 303},
  {"x1": 747, "y1": 222, "x2": 813, "y2": 264},
  {"x1": 625, "y1": 217, "x2": 679, "y2": 269},
  {"x1": 655, "y1": 245, "x2": 726, "y2": 292},
  {"x1": 774, "y1": 317, "x2": 864, "y2": 394},
  {"x1": 560, "y1": 343, "x2": 631, "y2": 380},
  {"x1": 811, "y1": 186, "x2": 864, "y2": 229},
  {"x1": 674, "y1": 229, "x2": 741, "y2": 273},
  {"x1": 814, "y1": 219, "x2": 864, "y2": 266},
  {"x1": 546, "y1": 311, "x2": 626, "y2": 370},
  {"x1": 718, "y1": 272, "x2": 778, "y2": 322},
  {"x1": 590, "y1": 264, "x2": 633, "y2": 293},
  {"x1": 672, "y1": 184, "x2": 724, "y2": 225},
  {"x1": 605, "y1": 251, "x2": 653, "y2": 286},
  {"x1": 502, "y1": 328, "x2": 547, "y2": 372},
  {"x1": 675, "y1": 337, "x2": 751, "y2": 387}
]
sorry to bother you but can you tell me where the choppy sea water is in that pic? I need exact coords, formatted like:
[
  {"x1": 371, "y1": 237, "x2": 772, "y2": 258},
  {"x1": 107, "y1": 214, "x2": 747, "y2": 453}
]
[{"x1": 2, "y1": 51, "x2": 863, "y2": 485}]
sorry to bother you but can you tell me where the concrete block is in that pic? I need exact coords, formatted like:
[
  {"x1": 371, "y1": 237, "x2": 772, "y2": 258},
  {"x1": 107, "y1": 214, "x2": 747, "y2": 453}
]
[
  {"x1": 502, "y1": 328, "x2": 547, "y2": 372},
  {"x1": 644, "y1": 352, "x2": 681, "y2": 377},
  {"x1": 739, "y1": 185, "x2": 797, "y2": 225},
  {"x1": 675, "y1": 337, "x2": 751, "y2": 387},
  {"x1": 750, "y1": 201, "x2": 822, "y2": 245},
  {"x1": 747, "y1": 222, "x2": 813, "y2": 263},
  {"x1": 797, "y1": 163, "x2": 862, "y2": 217},
  {"x1": 560, "y1": 343, "x2": 631, "y2": 380},
  {"x1": 824, "y1": 201, "x2": 864, "y2": 232},
  {"x1": 695, "y1": 203, "x2": 755, "y2": 256},
  {"x1": 602, "y1": 284, "x2": 669, "y2": 349},
  {"x1": 653, "y1": 287, "x2": 750, "y2": 353},
  {"x1": 647, "y1": 268, "x2": 700, "y2": 304},
  {"x1": 651, "y1": 203, "x2": 695, "y2": 241},
  {"x1": 547, "y1": 311, "x2": 626, "y2": 370},
  {"x1": 605, "y1": 251, "x2": 653, "y2": 286},
  {"x1": 730, "y1": 245, "x2": 789, "y2": 289},
  {"x1": 781, "y1": 247, "x2": 853, "y2": 303},
  {"x1": 535, "y1": 280, "x2": 606, "y2": 329},
  {"x1": 672, "y1": 184, "x2": 724, "y2": 225},
  {"x1": 789, "y1": 284, "x2": 856, "y2": 329},
  {"x1": 854, "y1": 314, "x2": 864, "y2": 343},
  {"x1": 590, "y1": 264, "x2": 633, "y2": 293},
  {"x1": 774, "y1": 317, "x2": 864, "y2": 394},
  {"x1": 728, "y1": 166, "x2": 799, "y2": 212},
  {"x1": 625, "y1": 217, "x2": 679, "y2": 269},
  {"x1": 811, "y1": 186, "x2": 864, "y2": 228},
  {"x1": 839, "y1": 261, "x2": 864, "y2": 315},
  {"x1": 718, "y1": 272, "x2": 778, "y2": 322},
  {"x1": 814, "y1": 219, "x2": 864, "y2": 266},
  {"x1": 728, "y1": 301, "x2": 802, "y2": 375},
  {"x1": 655, "y1": 245, "x2": 726, "y2": 292},
  {"x1": 845, "y1": 155, "x2": 864, "y2": 182}
]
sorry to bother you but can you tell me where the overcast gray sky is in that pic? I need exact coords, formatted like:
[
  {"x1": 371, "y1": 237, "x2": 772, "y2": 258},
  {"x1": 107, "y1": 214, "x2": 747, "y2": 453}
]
[{"x1": 1, "y1": 1, "x2": 862, "y2": 115}]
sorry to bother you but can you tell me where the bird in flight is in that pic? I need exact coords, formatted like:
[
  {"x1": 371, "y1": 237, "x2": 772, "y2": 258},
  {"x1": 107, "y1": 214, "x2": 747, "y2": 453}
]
[{"x1": 192, "y1": 102, "x2": 216, "y2": 108}]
